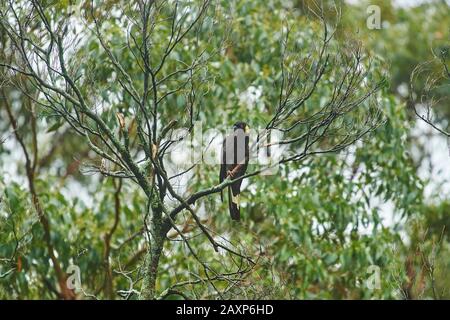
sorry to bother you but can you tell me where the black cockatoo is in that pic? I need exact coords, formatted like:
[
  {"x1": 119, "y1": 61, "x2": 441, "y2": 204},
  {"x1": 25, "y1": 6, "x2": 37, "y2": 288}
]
[{"x1": 219, "y1": 122, "x2": 250, "y2": 221}]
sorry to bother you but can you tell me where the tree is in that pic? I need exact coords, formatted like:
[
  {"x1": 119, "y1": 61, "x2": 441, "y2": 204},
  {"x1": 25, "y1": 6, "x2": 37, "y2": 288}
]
[{"x1": 0, "y1": 0, "x2": 420, "y2": 299}]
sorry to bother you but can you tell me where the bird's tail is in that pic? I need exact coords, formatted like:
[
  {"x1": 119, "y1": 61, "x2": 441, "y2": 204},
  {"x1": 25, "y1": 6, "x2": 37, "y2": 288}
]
[{"x1": 228, "y1": 187, "x2": 240, "y2": 221}]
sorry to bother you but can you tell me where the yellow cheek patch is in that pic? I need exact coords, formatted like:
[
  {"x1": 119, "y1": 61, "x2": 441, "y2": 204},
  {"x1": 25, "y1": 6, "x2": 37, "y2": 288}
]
[{"x1": 244, "y1": 125, "x2": 250, "y2": 134}]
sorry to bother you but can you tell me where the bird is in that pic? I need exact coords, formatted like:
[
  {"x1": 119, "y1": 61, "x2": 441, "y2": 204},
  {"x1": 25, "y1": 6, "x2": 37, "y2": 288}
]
[{"x1": 219, "y1": 121, "x2": 250, "y2": 221}]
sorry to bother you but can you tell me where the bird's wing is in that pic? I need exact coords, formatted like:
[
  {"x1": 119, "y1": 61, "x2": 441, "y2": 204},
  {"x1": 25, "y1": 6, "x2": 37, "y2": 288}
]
[
  {"x1": 228, "y1": 132, "x2": 249, "y2": 221},
  {"x1": 221, "y1": 130, "x2": 249, "y2": 221},
  {"x1": 228, "y1": 184, "x2": 240, "y2": 221}
]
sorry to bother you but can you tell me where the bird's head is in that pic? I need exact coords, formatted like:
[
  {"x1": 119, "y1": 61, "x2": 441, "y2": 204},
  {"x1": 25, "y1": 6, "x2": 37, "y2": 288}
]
[{"x1": 233, "y1": 121, "x2": 250, "y2": 134}]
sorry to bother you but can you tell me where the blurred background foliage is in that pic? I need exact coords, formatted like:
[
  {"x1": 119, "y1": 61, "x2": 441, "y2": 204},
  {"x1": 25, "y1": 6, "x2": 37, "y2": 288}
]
[{"x1": 0, "y1": 0, "x2": 449, "y2": 299}]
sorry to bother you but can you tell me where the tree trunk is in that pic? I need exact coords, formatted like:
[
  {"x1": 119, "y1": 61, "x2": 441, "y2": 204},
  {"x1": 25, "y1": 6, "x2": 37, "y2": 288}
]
[{"x1": 140, "y1": 219, "x2": 166, "y2": 300}]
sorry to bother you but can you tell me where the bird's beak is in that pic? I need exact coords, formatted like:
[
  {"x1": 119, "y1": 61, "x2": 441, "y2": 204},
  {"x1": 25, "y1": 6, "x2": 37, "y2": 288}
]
[{"x1": 245, "y1": 125, "x2": 250, "y2": 134}]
